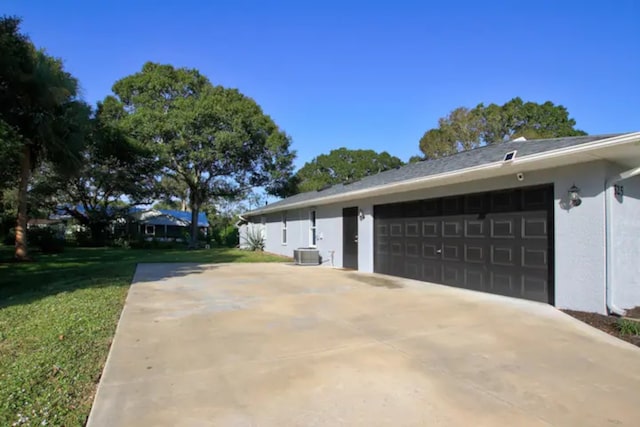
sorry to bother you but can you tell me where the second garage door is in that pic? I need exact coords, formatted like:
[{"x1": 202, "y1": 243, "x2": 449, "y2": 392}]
[{"x1": 374, "y1": 185, "x2": 554, "y2": 304}]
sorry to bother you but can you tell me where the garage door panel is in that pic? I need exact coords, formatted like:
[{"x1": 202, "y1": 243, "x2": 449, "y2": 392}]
[
  {"x1": 442, "y1": 220, "x2": 463, "y2": 237},
  {"x1": 465, "y1": 220, "x2": 485, "y2": 237},
  {"x1": 422, "y1": 221, "x2": 439, "y2": 237},
  {"x1": 522, "y1": 247, "x2": 548, "y2": 269},
  {"x1": 405, "y1": 222, "x2": 419, "y2": 237},
  {"x1": 374, "y1": 185, "x2": 553, "y2": 304},
  {"x1": 491, "y1": 244, "x2": 517, "y2": 266},
  {"x1": 464, "y1": 243, "x2": 487, "y2": 263},
  {"x1": 442, "y1": 244, "x2": 461, "y2": 261},
  {"x1": 522, "y1": 216, "x2": 547, "y2": 238},
  {"x1": 490, "y1": 218, "x2": 516, "y2": 238},
  {"x1": 390, "y1": 224, "x2": 403, "y2": 236},
  {"x1": 405, "y1": 242, "x2": 420, "y2": 257}
]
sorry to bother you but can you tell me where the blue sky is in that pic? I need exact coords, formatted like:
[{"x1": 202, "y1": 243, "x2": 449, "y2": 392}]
[{"x1": 6, "y1": 0, "x2": 639, "y2": 168}]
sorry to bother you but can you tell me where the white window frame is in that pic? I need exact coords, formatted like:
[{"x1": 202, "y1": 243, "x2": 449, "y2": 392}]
[
  {"x1": 281, "y1": 213, "x2": 287, "y2": 245},
  {"x1": 145, "y1": 224, "x2": 155, "y2": 236},
  {"x1": 309, "y1": 210, "x2": 317, "y2": 247}
]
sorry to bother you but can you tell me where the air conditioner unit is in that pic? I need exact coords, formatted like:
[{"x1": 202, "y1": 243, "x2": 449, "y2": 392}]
[{"x1": 294, "y1": 248, "x2": 320, "y2": 265}]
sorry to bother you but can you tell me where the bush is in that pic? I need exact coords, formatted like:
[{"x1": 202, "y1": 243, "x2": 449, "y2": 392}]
[
  {"x1": 3, "y1": 228, "x2": 15, "y2": 246},
  {"x1": 72, "y1": 227, "x2": 93, "y2": 247},
  {"x1": 28, "y1": 227, "x2": 65, "y2": 254},
  {"x1": 211, "y1": 224, "x2": 238, "y2": 248},
  {"x1": 129, "y1": 237, "x2": 185, "y2": 250}
]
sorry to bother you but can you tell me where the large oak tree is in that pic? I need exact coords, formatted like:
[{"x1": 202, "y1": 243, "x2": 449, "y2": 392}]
[
  {"x1": 418, "y1": 97, "x2": 586, "y2": 159},
  {"x1": 294, "y1": 148, "x2": 404, "y2": 193},
  {"x1": 104, "y1": 62, "x2": 295, "y2": 246}
]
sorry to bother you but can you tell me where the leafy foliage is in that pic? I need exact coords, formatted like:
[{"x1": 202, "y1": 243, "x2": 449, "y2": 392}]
[
  {"x1": 0, "y1": 16, "x2": 91, "y2": 259},
  {"x1": 33, "y1": 106, "x2": 158, "y2": 245},
  {"x1": 419, "y1": 97, "x2": 586, "y2": 159},
  {"x1": 241, "y1": 226, "x2": 265, "y2": 251},
  {"x1": 103, "y1": 62, "x2": 295, "y2": 247},
  {"x1": 294, "y1": 147, "x2": 404, "y2": 193}
]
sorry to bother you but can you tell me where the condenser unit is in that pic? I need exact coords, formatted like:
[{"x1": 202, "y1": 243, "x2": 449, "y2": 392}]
[{"x1": 294, "y1": 248, "x2": 320, "y2": 265}]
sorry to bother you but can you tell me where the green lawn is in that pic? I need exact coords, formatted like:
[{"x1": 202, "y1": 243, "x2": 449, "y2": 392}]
[{"x1": 0, "y1": 246, "x2": 289, "y2": 426}]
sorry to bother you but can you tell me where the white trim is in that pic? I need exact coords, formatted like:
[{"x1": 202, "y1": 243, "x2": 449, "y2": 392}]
[
  {"x1": 145, "y1": 224, "x2": 155, "y2": 236},
  {"x1": 248, "y1": 132, "x2": 640, "y2": 215}
]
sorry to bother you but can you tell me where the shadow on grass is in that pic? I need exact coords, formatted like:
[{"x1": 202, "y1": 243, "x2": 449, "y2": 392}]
[{"x1": 0, "y1": 246, "x2": 281, "y2": 309}]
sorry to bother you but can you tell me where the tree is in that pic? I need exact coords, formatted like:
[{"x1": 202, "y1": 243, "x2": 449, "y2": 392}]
[
  {"x1": 419, "y1": 97, "x2": 586, "y2": 159},
  {"x1": 35, "y1": 105, "x2": 159, "y2": 245},
  {"x1": 0, "y1": 17, "x2": 90, "y2": 260},
  {"x1": 104, "y1": 62, "x2": 295, "y2": 247},
  {"x1": 294, "y1": 148, "x2": 404, "y2": 193}
]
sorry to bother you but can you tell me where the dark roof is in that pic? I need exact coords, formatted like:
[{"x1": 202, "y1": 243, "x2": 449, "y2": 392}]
[{"x1": 254, "y1": 134, "x2": 623, "y2": 213}]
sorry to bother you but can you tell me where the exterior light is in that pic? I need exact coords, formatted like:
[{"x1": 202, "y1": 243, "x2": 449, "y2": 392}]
[
  {"x1": 358, "y1": 209, "x2": 365, "y2": 220},
  {"x1": 568, "y1": 184, "x2": 582, "y2": 207}
]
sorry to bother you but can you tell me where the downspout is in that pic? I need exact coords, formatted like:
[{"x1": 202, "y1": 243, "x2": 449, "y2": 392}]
[{"x1": 605, "y1": 165, "x2": 640, "y2": 316}]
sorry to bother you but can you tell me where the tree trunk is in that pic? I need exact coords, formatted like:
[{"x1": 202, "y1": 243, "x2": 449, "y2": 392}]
[
  {"x1": 15, "y1": 145, "x2": 31, "y2": 261},
  {"x1": 189, "y1": 205, "x2": 199, "y2": 249}
]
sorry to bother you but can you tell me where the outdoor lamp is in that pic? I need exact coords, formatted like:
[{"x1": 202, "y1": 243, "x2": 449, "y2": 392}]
[
  {"x1": 359, "y1": 209, "x2": 365, "y2": 220},
  {"x1": 568, "y1": 184, "x2": 582, "y2": 207}
]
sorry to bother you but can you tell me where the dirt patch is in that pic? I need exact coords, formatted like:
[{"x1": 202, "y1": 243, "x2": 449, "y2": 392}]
[
  {"x1": 625, "y1": 306, "x2": 640, "y2": 320},
  {"x1": 563, "y1": 309, "x2": 640, "y2": 348},
  {"x1": 347, "y1": 273, "x2": 403, "y2": 289}
]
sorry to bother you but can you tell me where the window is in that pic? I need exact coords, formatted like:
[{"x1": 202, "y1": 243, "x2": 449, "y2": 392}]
[
  {"x1": 309, "y1": 210, "x2": 317, "y2": 247},
  {"x1": 281, "y1": 213, "x2": 287, "y2": 245},
  {"x1": 145, "y1": 225, "x2": 155, "y2": 235}
]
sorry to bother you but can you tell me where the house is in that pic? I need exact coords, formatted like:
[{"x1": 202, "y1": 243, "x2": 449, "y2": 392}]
[
  {"x1": 240, "y1": 132, "x2": 640, "y2": 315},
  {"x1": 131, "y1": 209, "x2": 209, "y2": 240}
]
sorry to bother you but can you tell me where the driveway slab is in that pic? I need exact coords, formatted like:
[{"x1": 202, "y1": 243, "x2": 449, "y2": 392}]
[{"x1": 87, "y1": 263, "x2": 640, "y2": 426}]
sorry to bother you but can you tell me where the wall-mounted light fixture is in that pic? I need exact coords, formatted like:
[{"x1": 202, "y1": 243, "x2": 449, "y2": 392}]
[
  {"x1": 568, "y1": 184, "x2": 582, "y2": 207},
  {"x1": 358, "y1": 209, "x2": 365, "y2": 220}
]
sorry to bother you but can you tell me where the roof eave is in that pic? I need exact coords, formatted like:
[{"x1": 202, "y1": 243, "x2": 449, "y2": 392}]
[{"x1": 246, "y1": 132, "x2": 640, "y2": 216}]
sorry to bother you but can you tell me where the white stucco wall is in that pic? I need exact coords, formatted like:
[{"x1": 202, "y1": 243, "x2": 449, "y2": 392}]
[
  {"x1": 245, "y1": 159, "x2": 637, "y2": 313},
  {"x1": 610, "y1": 174, "x2": 640, "y2": 310}
]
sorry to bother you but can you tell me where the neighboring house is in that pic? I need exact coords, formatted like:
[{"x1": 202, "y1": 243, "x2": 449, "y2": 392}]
[
  {"x1": 131, "y1": 209, "x2": 209, "y2": 240},
  {"x1": 240, "y1": 133, "x2": 640, "y2": 315}
]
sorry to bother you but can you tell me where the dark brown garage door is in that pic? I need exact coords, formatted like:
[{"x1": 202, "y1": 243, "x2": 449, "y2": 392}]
[{"x1": 374, "y1": 185, "x2": 554, "y2": 304}]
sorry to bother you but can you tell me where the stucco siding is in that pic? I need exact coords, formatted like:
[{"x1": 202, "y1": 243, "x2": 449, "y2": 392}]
[
  {"x1": 247, "y1": 160, "x2": 621, "y2": 313},
  {"x1": 610, "y1": 174, "x2": 640, "y2": 310}
]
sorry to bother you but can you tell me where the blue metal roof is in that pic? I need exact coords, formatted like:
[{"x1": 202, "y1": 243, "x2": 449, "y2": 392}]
[
  {"x1": 52, "y1": 205, "x2": 209, "y2": 227},
  {"x1": 157, "y1": 209, "x2": 209, "y2": 227}
]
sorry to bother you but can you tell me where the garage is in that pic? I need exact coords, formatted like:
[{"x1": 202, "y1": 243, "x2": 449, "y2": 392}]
[{"x1": 374, "y1": 185, "x2": 554, "y2": 303}]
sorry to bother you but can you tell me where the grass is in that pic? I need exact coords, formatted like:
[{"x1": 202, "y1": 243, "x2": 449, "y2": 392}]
[
  {"x1": 0, "y1": 246, "x2": 289, "y2": 426},
  {"x1": 617, "y1": 318, "x2": 640, "y2": 336}
]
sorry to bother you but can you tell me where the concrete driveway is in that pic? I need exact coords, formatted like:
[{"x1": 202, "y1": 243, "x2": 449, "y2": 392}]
[{"x1": 87, "y1": 263, "x2": 640, "y2": 427}]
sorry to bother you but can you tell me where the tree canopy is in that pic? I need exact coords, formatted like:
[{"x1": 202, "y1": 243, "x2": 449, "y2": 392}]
[
  {"x1": 0, "y1": 16, "x2": 91, "y2": 259},
  {"x1": 294, "y1": 148, "x2": 404, "y2": 193},
  {"x1": 103, "y1": 62, "x2": 295, "y2": 246},
  {"x1": 418, "y1": 97, "x2": 586, "y2": 159}
]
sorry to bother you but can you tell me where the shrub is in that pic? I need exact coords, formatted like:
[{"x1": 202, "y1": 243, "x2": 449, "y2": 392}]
[
  {"x1": 72, "y1": 227, "x2": 93, "y2": 247},
  {"x1": 241, "y1": 226, "x2": 264, "y2": 251},
  {"x1": 617, "y1": 318, "x2": 640, "y2": 336},
  {"x1": 28, "y1": 227, "x2": 65, "y2": 254},
  {"x1": 3, "y1": 228, "x2": 16, "y2": 246}
]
